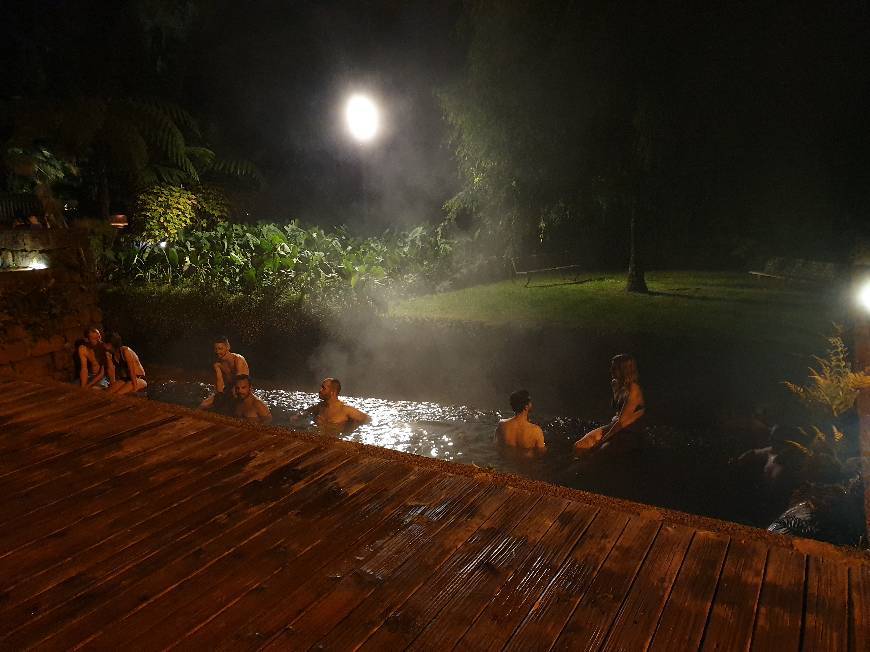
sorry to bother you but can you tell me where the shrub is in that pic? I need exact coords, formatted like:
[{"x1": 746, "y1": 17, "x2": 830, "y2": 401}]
[{"x1": 102, "y1": 219, "x2": 456, "y2": 302}]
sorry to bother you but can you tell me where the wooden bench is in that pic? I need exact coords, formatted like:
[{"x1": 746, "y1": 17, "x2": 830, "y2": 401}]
[
  {"x1": 511, "y1": 254, "x2": 587, "y2": 287},
  {"x1": 748, "y1": 257, "x2": 845, "y2": 285}
]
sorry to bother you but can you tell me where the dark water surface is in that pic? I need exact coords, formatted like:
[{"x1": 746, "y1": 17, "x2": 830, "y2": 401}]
[{"x1": 148, "y1": 380, "x2": 795, "y2": 531}]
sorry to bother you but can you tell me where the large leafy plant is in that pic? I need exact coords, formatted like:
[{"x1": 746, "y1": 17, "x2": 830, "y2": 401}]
[{"x1": 103, "y1": 219, "x2": 456, "y2": 303}]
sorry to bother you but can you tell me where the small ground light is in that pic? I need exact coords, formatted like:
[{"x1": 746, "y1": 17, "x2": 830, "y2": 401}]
[{"x1": 858, "y1": 279, "x2": 870, "y2": 312}]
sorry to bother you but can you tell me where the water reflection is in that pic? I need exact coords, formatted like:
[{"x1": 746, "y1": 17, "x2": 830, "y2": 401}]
[{"x1": 146, "y1": 380, "x2": 764, "y2": 528}]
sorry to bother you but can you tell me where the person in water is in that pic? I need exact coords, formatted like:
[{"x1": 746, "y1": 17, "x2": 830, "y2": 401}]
[
  {"x1": 76, "y1": 326, "x2": 107, "y2": 389},
  {"x1": 495, "y1": 389, "x2": 546, "y2": 450},
  {"x1": 230, "y1": 374, "x2": 272, "y2": 424},
  {"x1": 307, "y1": 377, "x2": 369, "y2": 428},
  {"x1": 199, "y1": 335, "x2": 249, "y2": 411},
  {"x1": 104, "y1": 332, "x2": 147, "y2": 395},
  {"x1": 574, "y1": 353, "x2": 645, "y2": 454}
]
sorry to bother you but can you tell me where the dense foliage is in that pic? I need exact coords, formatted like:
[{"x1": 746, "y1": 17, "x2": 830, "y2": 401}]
[{"x1": 102, "y1": 219, "x2": 456, "y2": 303}]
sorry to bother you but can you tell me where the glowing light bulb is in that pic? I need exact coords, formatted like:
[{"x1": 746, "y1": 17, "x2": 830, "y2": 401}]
[
  {"x1": 859, "y1": 280, "x2": 870, "y2": 313},
  {"x1": 345, "y1": 94, "x2": 379, "y2": 142}
]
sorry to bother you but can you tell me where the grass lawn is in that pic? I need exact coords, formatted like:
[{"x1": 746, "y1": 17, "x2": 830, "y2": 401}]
[{"x1": 390, "y1": 271, "x2": 847, "y2": 351}]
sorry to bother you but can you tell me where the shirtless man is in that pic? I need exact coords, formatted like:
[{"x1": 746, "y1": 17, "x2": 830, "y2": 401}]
[
  {"x1": 200, "y1": 336, "x2": 249, "y2": 410},
  {"x1": 495, "y1": 389, "x2": 546, "y2": 450},
  {"x1": 307, "y1": 377, "x2": 369, "y2": 429},
  {"x1": 231, "y1": 375, "x2": 272, "y2": 424},
  {"x1": 77, "y1": 327, "x2": 106, "y2": 388}
]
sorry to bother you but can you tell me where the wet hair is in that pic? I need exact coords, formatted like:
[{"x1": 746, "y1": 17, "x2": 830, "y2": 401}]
[
  {"x1": 84, "y1": 326, "x2": 101, "y2": 338},
  {"x1": 234, "y1": 374, "x2": 251, "y2": 385},
  {"x1": 509, "y1": 389, "x2": 531, "y2": 413},
  {"x1": 327, "y1": 377, "x2": 342, "y2": 395},
  {"x1": 213, "y1": 335, "x2": 230, "y2": 345},
  {"x1": 108, "y1": 332, "x2": 123, "y2": 350},
  {"x1": 611, "y1": 354, "x2": 639, "y2": 390}
]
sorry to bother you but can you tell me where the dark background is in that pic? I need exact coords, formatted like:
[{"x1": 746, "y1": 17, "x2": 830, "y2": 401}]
[{"x1": 2, "y1": 0, "x2": 868, "y2": 262}]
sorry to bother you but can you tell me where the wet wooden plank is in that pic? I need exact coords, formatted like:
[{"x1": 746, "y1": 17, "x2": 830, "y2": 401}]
[
  {"x1": 602, "y1": 524, "x2": 695, "y2": 651},
  {"x1": 406, "y1": 496, "x2": 572, "y2": 651},
  {"x1": 851, "y1": 562, "x2": 870, "y2": 652},
  {"x1": 0, "y1": 396, "x2": 121, "y2": 449},
  {"x1": 0, "y1": 379, "x2": 866, "y2": 651},
  {"x1": 649, "y1": 530, "x2": 730, "y2": 652},
  {"x1": 700, "y1": 538, "x2": 768, "y2": 651},
  {"x1": 302, "y1": 483, "x2": 515, "y2": 652},
  {"x1": 238, "y1": 478, "x2": 513, "y2": 652},
  {"x1": 61, "y1": 459, "x2": 416, "y2": 650},
  {"x1": 0, "y1": 402, "x2": 137, "y2": 469},
  {"x1": 750, "y1": 546, "x2": 806, "y2": 651},
  {"x1": 456, "y1": 501, "x2": 600, "y2": 652},
  {"x1": 549, "y1": 516, "x2": 661, "y2": 652},
  {"x1": 1, "y1": 445, "x2": 352, "y2": 649},
  {"x1": 802, "y1": 555, "x2": 849, "y2": 651},
  {"x1": 110, "y1": 467, "x2": 442, "y2": 651},
  {"x1": 0, "y1": 385, "x2": 58, "y2": 411},
  {"x1": 356, "y1": 492, "x2": 543, "y2": 651},
  {"x1": 0, "y1": 417, "x2": 221, "y2": 527},
  {"x1": 0, "y1": 423, "x2": 260, "y2": 564},
  {"x1": 0, "y1": 416, "x2": 216, "y2": 510},
  {"x1": 503, "y1": 508, "x2": 630, "y2": 652},
  {"x1": 0, "y1": 388, "x2": 83, "y2": 422},
  {"x1": 0, "y1": 440, "x2": 321, "y2": 630},
  {"x1": 177, "y1": 473, "x2": 485, "y2": 649},
  {"x1": 0, "y1": 408, "x2": 176, "y2": 480}
]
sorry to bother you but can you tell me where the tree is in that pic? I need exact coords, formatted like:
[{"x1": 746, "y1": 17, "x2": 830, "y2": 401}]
[
  {"x1": 4, "y1": 97, "x2": 263, "y2": 224},
  {"x1": 442, "y1": 1, "x2": 666, "y2": 290}
]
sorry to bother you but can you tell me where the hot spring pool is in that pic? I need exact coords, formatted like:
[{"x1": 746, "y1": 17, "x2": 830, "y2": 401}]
[{"x1": 147, "y1": 380, "x2": 865, "y2": 544}]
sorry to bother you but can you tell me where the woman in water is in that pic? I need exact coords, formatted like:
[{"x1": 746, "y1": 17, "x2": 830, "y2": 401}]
[{"x1": 574, "y1": 353, "x2": 645, "y2": 454}]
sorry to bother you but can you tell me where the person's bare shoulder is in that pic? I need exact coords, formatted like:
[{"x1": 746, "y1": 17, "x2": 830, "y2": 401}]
[
  {"x1": 343, "y1": 402, "x2": 370, "y2": 424},
  {"x1": 533, "y1": 424, "x2": 546, "y2": 449}
]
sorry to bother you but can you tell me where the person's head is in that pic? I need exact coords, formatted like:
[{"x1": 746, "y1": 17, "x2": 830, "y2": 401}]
[
  {"x1": 213, "y1": 336, "x2": 230, "y2": 358},
  {"x1": 509, "y1": 389, "x2": 532, "y2": 414},
  {"x1": 105, "y1": 332, "x2": 123, "y2": 353},
  {"x1": 234, "y1": 374, "x2": 252, "y2": 399},
  {"x1": 318, "y1": 377, "x2": 341, "y2": 401},
  {"x1": 610, "y1": 354, "x2": 639, "y2": 388},
  {"x1": 84, "y1": 327, "x2": 102, "y2": 347}
]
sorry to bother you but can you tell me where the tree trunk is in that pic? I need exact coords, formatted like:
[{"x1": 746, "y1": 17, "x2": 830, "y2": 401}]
[{"x1": 626, "y1": 203, "x2": 648, "y2": 293}]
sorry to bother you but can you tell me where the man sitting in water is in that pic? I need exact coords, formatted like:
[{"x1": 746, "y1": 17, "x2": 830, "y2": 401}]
[
  {"x1": 76, "y1": 326, "x2": 107, "y2": 389},
  {"x1": 199, "y1": 335, "x2": 249, "y2": 411},
  {"x1": 495, "y1": 389, "x2": 546, "y2": 450},
  {"x1": 307, "y1": 377, "x2": 369, "y2": 429},
  {"x1": 231, "y1": 374, "x2": 272, "y2": 424}
]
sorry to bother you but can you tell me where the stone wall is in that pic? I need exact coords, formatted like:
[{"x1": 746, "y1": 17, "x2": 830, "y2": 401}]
[{"x1": 0, "y1": 229, "x2": 101, "y2": 381}]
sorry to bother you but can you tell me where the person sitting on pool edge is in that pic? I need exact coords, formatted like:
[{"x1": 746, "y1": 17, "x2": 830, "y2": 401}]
[
  {"x1": 307, "y1": 377, "x2": 369, "y2": 429},
  {"x1": 199, "y1": 335, "x2": 249, "y2": 411},
  {"x1": 231, "y1": 374, "x2": 272, "y2": 424},
  {"x1": 574, "y1": 353, "x2": 645, "y2": 454},
  {"x1": 495, "y1": 389, "x2": 546, "y2": 450},
  {"x1": 76, "y1": 326, "x2": 107, "y2": 389},
  {"x1": 104, "y1": 332, "x2": 147, "y2": 395}
]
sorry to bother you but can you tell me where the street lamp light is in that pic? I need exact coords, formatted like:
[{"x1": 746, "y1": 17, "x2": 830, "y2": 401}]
[
  {"x1": 858, "y1": 279, "x2": 870, "y2": 313},
  {"x1": 345, "y1": 94, "x2": 379, "y2": 142}
]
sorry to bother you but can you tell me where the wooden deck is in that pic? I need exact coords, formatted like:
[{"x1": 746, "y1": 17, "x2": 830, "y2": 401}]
[{"x1": 0, "y1": 376, "x2": 867, "y2": 651}]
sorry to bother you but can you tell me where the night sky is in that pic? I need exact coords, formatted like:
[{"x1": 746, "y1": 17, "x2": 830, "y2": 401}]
[{"x1": 2, "y1": 0, "x2": 868, "y2": 248}]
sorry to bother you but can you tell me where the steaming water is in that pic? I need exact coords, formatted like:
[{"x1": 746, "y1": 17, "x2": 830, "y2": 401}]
[{"x1": 149, "y1": 380, "x2": 769, "y2": 528}]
